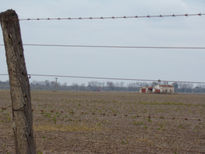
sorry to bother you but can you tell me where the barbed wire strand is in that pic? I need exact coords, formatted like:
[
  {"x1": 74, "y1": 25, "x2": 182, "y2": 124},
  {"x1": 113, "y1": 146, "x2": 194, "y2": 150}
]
[
  {"x1": 0, "y1": 73, "x2": 205, "y2": 84},
  {"x1": 1, "y1": 43, "x2": 205, "y2": 50},
  {"x1": 19, "y1": 13, "x2": 205, "y2": 21}
]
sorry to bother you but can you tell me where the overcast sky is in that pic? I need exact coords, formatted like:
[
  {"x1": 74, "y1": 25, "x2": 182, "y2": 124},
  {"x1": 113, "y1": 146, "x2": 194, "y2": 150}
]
[{"x1": 0, "y1": 0, "x2": 205, "y2": 84}]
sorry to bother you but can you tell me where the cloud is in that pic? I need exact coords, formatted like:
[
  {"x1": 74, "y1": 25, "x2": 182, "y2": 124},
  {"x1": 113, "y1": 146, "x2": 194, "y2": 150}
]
[
  {"x1": 0, "y1": 0, "x2": 205, "y2": 82},
  {"x1": 0, "y1": 0, "x2": 197, "y2": 17}
]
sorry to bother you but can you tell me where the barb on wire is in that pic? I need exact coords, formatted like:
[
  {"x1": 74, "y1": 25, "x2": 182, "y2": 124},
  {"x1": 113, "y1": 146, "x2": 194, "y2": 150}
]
[
  {"x1": 19, "y1": 13, "x2": 205, "y2": 21},
  {"x1": 1, "y1": 43, "x2": 205, "y2": 50}
]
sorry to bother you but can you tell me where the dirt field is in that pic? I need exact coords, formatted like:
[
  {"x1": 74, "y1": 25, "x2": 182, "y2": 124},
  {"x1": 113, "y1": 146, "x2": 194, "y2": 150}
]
[{"x1": 0, "y1": 90, "x2": 205, "y2": 154}]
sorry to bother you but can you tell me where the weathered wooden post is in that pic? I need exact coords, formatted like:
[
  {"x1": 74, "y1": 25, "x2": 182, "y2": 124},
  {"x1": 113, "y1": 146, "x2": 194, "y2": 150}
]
[{"x1": 0, "y1": 10, "x2": 36, "y2": 154}]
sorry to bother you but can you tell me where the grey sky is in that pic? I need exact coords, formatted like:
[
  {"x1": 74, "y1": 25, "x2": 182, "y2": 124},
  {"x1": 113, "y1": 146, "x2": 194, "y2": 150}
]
[{"x1": 0, "y1": 0, "x2": 205, "y2": 84}]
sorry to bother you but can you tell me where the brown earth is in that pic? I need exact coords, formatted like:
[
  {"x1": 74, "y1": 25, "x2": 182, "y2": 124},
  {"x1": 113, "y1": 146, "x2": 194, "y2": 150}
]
[{"x1": 0, "y1": 90, "x2": 205, "y2": 154}]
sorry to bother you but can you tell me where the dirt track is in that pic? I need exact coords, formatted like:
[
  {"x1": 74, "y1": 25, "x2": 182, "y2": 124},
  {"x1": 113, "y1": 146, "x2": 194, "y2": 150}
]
[{"x1": 0, "y1": 90, "x2": 205, "y2": 153}]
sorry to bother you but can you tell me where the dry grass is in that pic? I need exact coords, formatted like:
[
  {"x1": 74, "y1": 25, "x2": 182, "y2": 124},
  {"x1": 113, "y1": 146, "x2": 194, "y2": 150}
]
[{"x1": 0, "y1": 90, "x2": 205, "y2": 153}]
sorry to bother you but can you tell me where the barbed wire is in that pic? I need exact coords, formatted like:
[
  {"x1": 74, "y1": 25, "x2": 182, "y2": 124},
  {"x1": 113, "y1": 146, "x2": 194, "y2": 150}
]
[
  {"x1": 1, "y1": 43, "x2": 205, "y2": 50},
  {"x1": 19, "y1": 13, "x2": 205, "y2": 21},
  {"x1": 0, "y1": 73, "x2": 205, "y2": 84}
]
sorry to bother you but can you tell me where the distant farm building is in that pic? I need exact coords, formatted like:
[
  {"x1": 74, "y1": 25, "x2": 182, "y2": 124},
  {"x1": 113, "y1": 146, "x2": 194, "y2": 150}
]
[
  {"x1": 140, "y1": 85, "x2": 174, "y2": 94},
  {"x1": 153, "y1": 85, "x2": 175, "y2": 94},
  {"x1": 139, "y1": 87, "x2": 153, "y2": 94}
]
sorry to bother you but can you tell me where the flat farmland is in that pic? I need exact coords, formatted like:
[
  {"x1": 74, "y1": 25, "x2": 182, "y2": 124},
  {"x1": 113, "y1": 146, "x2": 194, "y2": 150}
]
[{"x1": 0, "y1": 90, "x2": 205, "y2": 154}]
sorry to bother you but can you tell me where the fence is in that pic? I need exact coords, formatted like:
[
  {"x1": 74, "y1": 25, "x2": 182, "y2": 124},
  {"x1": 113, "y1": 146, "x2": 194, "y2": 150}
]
[{"x1": 0, "y1": 9, "x2": 205, "y2": 153}]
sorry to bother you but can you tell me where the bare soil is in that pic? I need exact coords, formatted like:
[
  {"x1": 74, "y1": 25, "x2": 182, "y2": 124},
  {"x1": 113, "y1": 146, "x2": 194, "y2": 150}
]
[{"x1": 0, "y1": 90, "x2": 205, "y2": 154}]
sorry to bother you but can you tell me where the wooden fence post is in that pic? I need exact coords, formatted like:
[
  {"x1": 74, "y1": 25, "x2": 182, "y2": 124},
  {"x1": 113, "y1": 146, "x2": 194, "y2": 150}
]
[{"x1": 0, "y1": 10, "x2": 36, "y2": 154}]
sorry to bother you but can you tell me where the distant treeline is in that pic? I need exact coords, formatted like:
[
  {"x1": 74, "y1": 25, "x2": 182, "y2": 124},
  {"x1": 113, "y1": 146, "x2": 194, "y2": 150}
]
[{"x1": 0, "y1": 80, "x2": 205, "y2": 93}]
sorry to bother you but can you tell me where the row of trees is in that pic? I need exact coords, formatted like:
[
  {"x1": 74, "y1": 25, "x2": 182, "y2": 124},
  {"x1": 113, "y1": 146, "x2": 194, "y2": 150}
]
[{"x1": 1, "y1": 80, "x2": 205, "y2": 93}]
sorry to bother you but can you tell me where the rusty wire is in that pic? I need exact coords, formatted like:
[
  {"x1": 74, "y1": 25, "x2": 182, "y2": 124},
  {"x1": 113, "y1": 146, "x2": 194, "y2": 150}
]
[{"x1": 19, "y1": 13, "x2": 205, "y2": 21}]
